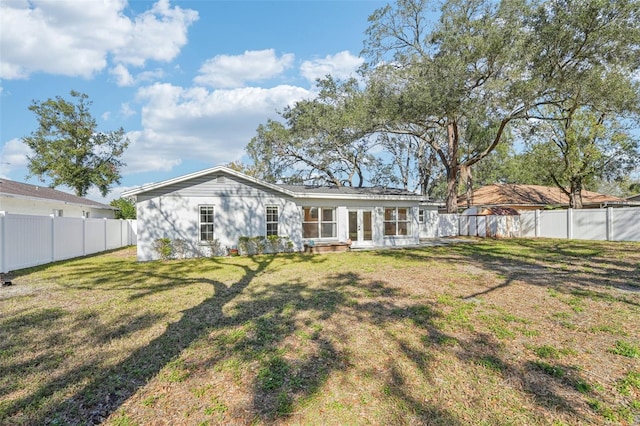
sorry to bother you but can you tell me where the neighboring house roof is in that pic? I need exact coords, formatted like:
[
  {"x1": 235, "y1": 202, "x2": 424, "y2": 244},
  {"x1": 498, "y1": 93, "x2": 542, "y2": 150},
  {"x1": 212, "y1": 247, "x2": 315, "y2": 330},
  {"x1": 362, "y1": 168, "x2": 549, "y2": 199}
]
[
  {"x1": 627, "y1": 193, "x2": 640, "y2": 202},
  {"x1": 122, "y1": 166, "x2": 438, "y2": 203},
  {"x1": 0, "y1": 178, "x2": 116, "y2": 210},
  {"x1": 458, "y1": 184, "x2": 625, "y2": 209}
]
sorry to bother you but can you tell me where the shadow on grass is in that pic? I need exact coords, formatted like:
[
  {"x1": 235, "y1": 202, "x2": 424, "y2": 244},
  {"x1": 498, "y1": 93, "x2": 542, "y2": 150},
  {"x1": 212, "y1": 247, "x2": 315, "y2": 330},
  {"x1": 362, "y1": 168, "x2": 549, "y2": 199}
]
[
  {"x1": 375, "y1": 239, "x2": 639, "y2": 303},
  {"x1": 2, "y1": 241, "x2": 631, "y2": 424}
]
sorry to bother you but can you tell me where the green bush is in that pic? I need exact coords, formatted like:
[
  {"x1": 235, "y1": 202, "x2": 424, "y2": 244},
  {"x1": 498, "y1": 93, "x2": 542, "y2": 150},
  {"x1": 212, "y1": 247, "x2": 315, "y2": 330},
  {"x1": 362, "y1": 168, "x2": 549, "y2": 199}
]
[{"x1": 152, "y1": 238, "x2": 173, "y2": 261}]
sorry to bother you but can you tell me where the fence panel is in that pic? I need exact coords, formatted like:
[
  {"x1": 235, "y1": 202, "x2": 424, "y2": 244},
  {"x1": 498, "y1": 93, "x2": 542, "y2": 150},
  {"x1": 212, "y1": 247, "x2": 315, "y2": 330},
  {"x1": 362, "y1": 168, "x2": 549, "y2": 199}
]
[
  {"x1": 84, "y1": 219, "x2": 107, "y2": 255},
  {"x1": 573, "y1": 209, "x2": 607, "y2": 241},
  {"x1": 0, "y1": 213, "x2": 137, "y2": 273},
  {"x1": 438, "y1": 214, "x2": 459, "y2": 237},
  {"x1": 519, "y1": 211, "x2": 536, "y2": 237},
  {"x1": 53, "y1": 217, "x2": 85, "y2": 261},
  {"x1": 4, "y1": 214, "x2": 53, "y2": 271},
  {"x1": 106, "y1": 220, "x2": 122, "y2": 250},
  {"x1": 539, "y1": 210, "x2": 568, "y2": 238},
  {"x1": 612, "y1": 208, "x2": 640, "y2": 241}
]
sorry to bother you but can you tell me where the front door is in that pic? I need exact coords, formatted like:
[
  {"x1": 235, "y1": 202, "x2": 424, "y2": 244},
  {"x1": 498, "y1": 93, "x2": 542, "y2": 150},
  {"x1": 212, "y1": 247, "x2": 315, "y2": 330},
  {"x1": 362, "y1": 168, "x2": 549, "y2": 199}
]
[{"x1": 348, "y1": 209, "x2": 373, "y2": 246}]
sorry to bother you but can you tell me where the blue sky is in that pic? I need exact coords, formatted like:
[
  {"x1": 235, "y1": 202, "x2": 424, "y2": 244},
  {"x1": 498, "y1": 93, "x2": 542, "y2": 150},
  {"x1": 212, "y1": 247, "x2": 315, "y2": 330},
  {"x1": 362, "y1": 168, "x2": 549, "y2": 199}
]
[{"x1": 1, "y1": 0, "x2": 386, "y2": 202}]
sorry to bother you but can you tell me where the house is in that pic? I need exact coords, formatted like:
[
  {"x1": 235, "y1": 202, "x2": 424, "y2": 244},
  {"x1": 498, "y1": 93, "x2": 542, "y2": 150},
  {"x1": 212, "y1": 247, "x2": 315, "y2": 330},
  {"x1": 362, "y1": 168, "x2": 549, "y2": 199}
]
[
  {"x1": 457, "y1": 183, "x2": 626, "y2": 211},
  {"x1": 0, "y1": 178, "x2": 117, "y2": 218},
  {"x1": 627, "y1": 193, "x2": 640, "y2": 203},
  {"x1": 121, "y1": 166, "x2": 440, "y2": 261}
]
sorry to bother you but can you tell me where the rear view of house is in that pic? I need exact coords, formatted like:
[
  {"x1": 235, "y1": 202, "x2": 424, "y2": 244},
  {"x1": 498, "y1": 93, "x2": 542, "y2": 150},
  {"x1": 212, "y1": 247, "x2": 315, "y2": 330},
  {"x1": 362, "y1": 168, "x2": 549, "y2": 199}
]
[{"x1": 122, "y1": 166, "x2": 440, "y2": 261}]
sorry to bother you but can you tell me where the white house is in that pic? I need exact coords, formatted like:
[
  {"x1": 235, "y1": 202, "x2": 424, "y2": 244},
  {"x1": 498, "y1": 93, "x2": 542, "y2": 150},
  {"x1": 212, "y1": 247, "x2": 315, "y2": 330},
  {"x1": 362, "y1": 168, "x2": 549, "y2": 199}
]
[
  {"x1": 122, "y1": 166, "x2": 440, "y2": 261},
  {"x1": 0, "y1": 178, "x2": 117, "y2": 218}
]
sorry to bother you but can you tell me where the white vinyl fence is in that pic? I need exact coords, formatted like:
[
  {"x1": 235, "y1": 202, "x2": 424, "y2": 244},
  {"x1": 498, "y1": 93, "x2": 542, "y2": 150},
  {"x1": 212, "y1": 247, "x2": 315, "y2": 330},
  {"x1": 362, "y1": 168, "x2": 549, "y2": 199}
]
[
  {"x1": 0, "y1": 212, "x2": 137, "y2": 273},
  {"x1": 438, "y1": 207, "x2": 640, "y2": 242},
  {"x1": 520, "y1": 207, "x2": 640, "y2": 241}
]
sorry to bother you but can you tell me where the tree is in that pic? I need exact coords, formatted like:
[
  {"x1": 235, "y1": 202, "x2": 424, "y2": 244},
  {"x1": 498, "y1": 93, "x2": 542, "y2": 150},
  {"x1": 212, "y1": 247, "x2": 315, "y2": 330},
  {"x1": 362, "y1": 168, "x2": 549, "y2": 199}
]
[
  {"x1": 363, "y1": 0, "x2": 532, "y2": 212},
  {"x1": 248, "y1": 77, "x2": 377, "y2": 186},
  {"x1": 524, "y1": 109, "x2": 639, "y2": 208},
  {"x1": 521, "y1": 0, "x2": 640, "y2": 207},
  {"x1": 110, "y1": 197, "x2": 136, "y2": 219},
  {"x1": 23, "y1": 91, "x2": 130, "y2": 197}
]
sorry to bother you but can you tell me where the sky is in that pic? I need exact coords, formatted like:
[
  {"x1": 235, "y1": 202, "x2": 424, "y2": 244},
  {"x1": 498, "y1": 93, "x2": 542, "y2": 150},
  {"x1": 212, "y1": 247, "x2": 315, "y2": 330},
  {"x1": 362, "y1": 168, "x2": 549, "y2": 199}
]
[{"x1": 0, "y1": 0, "x2": 387, "y2": 202}]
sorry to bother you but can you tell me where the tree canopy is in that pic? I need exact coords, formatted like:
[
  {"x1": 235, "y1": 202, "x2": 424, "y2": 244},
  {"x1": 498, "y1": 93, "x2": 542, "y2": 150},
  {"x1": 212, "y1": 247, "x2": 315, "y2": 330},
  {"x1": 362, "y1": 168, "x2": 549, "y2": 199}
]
[
  {"x1": 23, "y1": 91, "x2": 130, "y2": 197},
  {"x1": 110, "y1": 197, "x2": 137, "y2": 219},
  {"x1": 247, "y1": 0, "x2": 640, "y2": 211}
]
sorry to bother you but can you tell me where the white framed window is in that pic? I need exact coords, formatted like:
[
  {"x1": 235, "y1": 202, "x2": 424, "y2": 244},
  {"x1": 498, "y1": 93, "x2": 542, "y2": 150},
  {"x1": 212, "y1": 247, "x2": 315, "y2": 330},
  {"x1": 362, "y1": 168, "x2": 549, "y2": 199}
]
[
  {"x1": 52, "y1": 209, "x2": 63, "y2": 217},
  {"x1": 418, "y1": 208, "x2": 425, "y2": 224},
  {"x1": 266, "y1": 206, "x2": 279, "y2": 236},
  {"x1": 384, "y1": 207, "x2": 411, "y2": 236},
  {"x1": 302, "y1": 207, "x2": 336, "y2": 238},
  {"x1": 199, "y1": 205, "x2": 215, "y2": 241}
]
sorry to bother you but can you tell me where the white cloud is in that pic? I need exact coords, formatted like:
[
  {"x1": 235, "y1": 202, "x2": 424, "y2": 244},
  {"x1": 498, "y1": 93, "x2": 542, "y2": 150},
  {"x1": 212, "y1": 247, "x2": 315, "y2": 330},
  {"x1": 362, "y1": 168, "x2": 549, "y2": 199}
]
[
  {"x1": 194, "y1": 49, "x2": 295, "y2": 89},
  {"x1": 121, "y1": 103, "x2": 136, "y2": 118},
  {"x1": 110, "y1": 64, "x2": 135, "y2": 87},
  {"x1": 112, "y1": 0, "x2": 198, "y2": 67},
  {"x1": 110, "y1": 64, "x2": 165, "y2": 87},
  {"x1": 122, "y1": 82, "x2": 311, "y2": 174},
  {"x1": 300, "y1": 50, "x2": 364, "y2": 82},
  {"x1": 0, "y1": 138, "x2": 31, "y2": 179},
  {"x1": 0, "y1": 0, "x2": 198, "y2": 80}
]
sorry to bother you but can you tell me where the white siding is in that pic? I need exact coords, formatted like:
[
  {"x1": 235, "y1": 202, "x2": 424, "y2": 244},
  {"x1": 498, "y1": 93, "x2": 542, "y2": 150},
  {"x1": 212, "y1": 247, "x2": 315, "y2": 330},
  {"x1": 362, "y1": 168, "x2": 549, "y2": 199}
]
[
  {"x1": 0, "y1": 196, "x2": 116, "y2": 218},
  {"x1": 136, "y1": 188, "x2": 302, "y2": 261}
]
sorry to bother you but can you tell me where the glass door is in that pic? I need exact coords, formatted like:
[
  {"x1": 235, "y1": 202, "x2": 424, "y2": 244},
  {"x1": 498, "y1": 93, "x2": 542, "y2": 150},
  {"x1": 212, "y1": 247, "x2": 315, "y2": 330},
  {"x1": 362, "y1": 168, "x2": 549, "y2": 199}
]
[{"x1": 348, "y1": 209, "x2": 373, "y2": 246}]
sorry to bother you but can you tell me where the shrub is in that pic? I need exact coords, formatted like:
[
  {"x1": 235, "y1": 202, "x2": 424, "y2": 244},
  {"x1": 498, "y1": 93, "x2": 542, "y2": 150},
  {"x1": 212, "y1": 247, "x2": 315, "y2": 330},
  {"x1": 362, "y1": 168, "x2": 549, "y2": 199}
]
[
  {"x1": 172, "y1": 239, "x2": 188, "y2": 259},
  {"x1": 152, "y1": 238, "x2": 173, "y2": 261},
  {"x1": 202, "y1": 239, "x2": 222, "y2": 257}
]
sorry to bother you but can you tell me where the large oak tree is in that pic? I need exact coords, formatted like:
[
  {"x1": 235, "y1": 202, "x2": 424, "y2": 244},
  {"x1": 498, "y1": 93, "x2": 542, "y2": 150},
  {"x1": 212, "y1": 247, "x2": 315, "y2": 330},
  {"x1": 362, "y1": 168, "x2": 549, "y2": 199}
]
[{"x1": 23, "y1": 91, "x2": 130, "y2": 197}]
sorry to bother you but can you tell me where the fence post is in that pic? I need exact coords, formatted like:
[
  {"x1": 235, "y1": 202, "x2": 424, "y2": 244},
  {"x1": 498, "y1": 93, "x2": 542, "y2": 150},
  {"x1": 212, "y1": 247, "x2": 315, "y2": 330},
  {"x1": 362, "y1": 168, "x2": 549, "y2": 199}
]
[
  {"x1": 50, "y1": 214, "x2": 55, "y2": 263},
  {"x1": 534, "y1": 210, "x2": 540, "y2": 237},
  {"x1": 104, "y1": 218, "x2": 108, "y2": 251},
  {"x1": 606, "y1": 207, "x2": 613, "y2": 241},
  {"x1": 0, "y1": 212, "x2": 5, "y2": 274},
  {"x1": 567, "y1": 208, "x2": 573, "y2": 240}
]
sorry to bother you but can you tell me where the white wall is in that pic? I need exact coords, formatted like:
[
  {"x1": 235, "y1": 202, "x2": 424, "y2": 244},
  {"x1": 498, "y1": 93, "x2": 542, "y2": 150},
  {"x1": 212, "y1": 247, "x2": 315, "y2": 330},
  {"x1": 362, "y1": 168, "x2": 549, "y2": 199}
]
[
  {"x1": 136, "y1": 192, "x2": 302, "y2": 261},
  {"x1": 0, "y1": 212, "x2": 137, "y2": 273},
  {"x1": 0, "y1": 196, "x2": 116, "y2": 218}
]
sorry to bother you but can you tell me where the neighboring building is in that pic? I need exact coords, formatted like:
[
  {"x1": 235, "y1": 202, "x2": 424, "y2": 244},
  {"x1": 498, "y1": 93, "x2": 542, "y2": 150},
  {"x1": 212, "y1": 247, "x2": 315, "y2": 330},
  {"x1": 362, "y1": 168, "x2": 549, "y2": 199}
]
[
  {"x1": 121, "y1": 166, "x2": 440, "y2": 261},
  {"x1": 627, "y1": 193, "x2": 640, "y2": 203},
  {"x1": 457, "y1": 183, "x2": 627, "y2": 211},
  {"x1": 0, "y1": 178, "x2": 117, "y2": 218}
]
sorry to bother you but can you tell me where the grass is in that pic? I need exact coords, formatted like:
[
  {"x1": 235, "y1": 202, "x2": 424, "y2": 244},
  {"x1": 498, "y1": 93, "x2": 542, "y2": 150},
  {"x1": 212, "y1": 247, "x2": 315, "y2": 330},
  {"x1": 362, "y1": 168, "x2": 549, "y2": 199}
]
[{"x1": 1, "y1": 239, "x2": 639, "y2": 425}]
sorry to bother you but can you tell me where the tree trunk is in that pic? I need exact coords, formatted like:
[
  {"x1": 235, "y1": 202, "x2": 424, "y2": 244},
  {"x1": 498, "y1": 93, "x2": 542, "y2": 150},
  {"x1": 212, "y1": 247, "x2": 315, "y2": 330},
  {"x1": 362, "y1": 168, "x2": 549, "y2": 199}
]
[
  {"x1": 444, "y1": 122, "x2": 459, "y2": 213},
  {"x1": 460, "y1": 165, "x2": 473, "y2": 209},
  {"x1": 569, "y1": 179, "x2": 584, "y2": 209}
]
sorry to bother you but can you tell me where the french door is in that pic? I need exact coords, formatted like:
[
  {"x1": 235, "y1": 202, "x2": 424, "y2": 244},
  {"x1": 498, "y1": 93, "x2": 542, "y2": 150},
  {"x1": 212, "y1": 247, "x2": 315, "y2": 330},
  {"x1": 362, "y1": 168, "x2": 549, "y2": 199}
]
[{"x1": 348, "y1": 209, "x2": 373, "y2": 246}]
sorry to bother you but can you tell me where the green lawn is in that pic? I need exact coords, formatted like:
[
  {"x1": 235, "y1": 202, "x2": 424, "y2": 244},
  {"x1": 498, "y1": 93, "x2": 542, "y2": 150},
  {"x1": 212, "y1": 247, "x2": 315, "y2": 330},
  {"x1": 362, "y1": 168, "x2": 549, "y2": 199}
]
[{"x1": 1, "y1": 239, "x2": 639, "y2": 425}]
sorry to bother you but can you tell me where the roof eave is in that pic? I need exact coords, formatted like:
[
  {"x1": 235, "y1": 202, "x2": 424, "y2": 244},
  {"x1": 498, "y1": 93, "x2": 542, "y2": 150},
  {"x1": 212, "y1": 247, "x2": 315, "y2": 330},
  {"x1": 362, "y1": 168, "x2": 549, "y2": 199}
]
[{"x1": 0, "y1": 192, "x2": 117, "y2": 210}]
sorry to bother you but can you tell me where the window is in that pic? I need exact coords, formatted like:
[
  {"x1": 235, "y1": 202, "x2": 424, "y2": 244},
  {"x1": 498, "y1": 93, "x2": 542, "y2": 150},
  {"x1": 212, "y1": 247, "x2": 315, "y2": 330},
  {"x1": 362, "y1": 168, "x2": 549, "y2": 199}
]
[
  {"x1": 266, "y1": 206, "x2": 279, "y2": 236},
  {"x1": 52, "y1": 209, "x2": 63, "y2": 217},
  {"x1": 199, "y1": 206, "x2": 215, "y2": 241},
  {"x1": 384, "y1": 207, "x2": 411, "y2": 236},
  {"x1": 418, "y1": 208, "x2": 425, "y2": 224},
  {"x1": 302, "y1": 207, "x2": 336, "y2": 238}
]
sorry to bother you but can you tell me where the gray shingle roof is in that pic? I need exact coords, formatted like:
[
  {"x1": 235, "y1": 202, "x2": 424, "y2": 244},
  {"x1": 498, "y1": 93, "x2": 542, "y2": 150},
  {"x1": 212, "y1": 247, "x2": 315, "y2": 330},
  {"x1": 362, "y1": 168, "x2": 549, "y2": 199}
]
[
  {"x1": 0, "y1": 179, "x2": 115, "y2": 209},
  {"x1": 276, "y1": 184, "x2": 420, "y2": 197}
]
